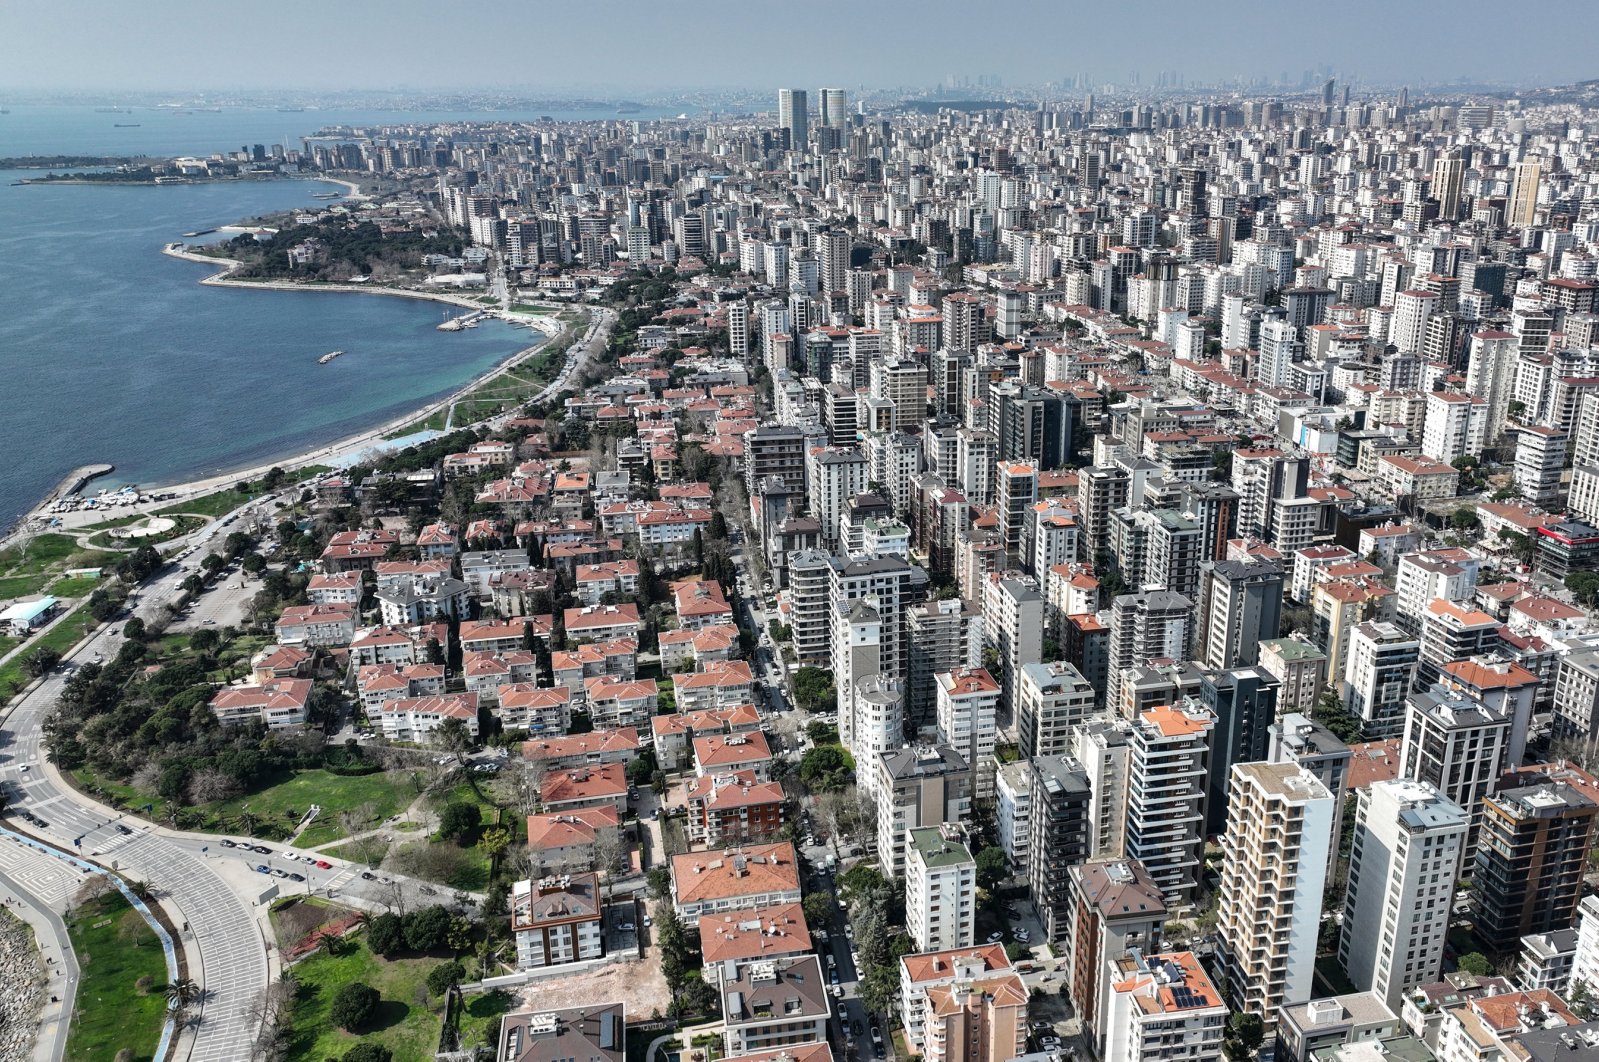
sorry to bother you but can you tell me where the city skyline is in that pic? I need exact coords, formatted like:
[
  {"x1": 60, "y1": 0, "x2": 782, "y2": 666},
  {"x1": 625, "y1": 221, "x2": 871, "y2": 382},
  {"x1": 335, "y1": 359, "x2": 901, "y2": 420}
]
[{"x1": 4, "y1": 0, "x2": 1599, "y2": 95}]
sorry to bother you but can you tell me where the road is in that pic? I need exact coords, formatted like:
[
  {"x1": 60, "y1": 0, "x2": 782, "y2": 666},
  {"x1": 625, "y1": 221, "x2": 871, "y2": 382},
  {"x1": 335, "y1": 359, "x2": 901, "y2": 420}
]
[{"x1": 0, "y1": 530, "x2": 276, "y2": 1062}]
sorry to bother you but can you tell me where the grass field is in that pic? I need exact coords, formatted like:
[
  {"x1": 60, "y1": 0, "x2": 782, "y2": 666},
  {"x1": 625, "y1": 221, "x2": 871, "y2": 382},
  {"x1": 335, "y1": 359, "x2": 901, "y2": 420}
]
[
  {"x1": 0, "y1": 533, "x2": 84, "y2": 577},
  {"x1": 0, "y1": 573, "x2": 50, "y2": 601},
  {"x1": 70, "y1": 766, "x2": 421, "y2": 843},
  {"x1": 285, "y1": 936, "x2": 445, "y2": 1061},
  {"x1": 456, "y1": 989, "x2": 517, "y2": 1055},
  {"x1": 49, "y1": 573, "x2": 105, "y2": 598},
  {"x1": 155, "y1": 488, "x2": 252, "y2": 518},
  {"x1": 64, "y1": 891, "x2": 170, "y2": 1062}
]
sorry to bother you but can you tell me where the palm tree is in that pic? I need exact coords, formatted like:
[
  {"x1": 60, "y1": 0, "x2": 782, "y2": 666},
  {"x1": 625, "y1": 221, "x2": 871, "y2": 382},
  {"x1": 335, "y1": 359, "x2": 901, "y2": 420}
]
[
  {"x1": 162, "y1": 978, "x2": 201, "y2": 1009},
  {"x1": 127, "y1": 880, "x2": 156, "y2": 903},
  {"x1": 236, "y1": 809, "x2": 259, "y2": 835}
]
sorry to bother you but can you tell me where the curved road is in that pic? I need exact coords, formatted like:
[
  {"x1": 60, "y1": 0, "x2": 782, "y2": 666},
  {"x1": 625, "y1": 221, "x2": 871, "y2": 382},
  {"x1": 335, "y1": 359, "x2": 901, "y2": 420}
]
[{"x1": 0, "y1": 555, "x2": 270, "y2": 1062}]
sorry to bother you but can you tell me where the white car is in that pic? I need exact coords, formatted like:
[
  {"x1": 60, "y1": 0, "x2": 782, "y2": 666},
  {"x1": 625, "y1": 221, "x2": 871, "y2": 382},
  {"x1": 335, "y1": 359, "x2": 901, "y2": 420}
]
[{"x1": 986, "y1": 931, "x2": 1004, "y2": 943}]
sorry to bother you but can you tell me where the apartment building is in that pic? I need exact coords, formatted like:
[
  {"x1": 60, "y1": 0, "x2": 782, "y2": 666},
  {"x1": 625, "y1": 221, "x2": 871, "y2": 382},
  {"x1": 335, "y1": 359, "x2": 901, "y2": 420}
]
[
  {"x1": 1125, "y1": 703, "x2": 1215, "y2": 905},
  {"x1": 906, "y1": 826, "x2": 977, "y2": 953}
]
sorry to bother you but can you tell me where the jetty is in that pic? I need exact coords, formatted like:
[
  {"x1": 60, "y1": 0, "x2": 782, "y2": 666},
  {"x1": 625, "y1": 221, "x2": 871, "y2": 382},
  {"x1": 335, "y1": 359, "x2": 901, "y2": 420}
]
[{"x1": 437, "y1": 310, "x2": 487, "y2": 331}]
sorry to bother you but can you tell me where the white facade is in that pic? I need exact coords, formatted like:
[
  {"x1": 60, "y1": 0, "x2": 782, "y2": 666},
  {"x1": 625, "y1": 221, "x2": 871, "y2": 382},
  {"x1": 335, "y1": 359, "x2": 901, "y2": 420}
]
[
  {"x1": 906, "y1": 827, "x2": 977, "y2": 953},
  {"x1": 995, "y1": 760, "x2": 1032, "y2": 871},
  {"x1": 1339, "y1": 779, "x2": 1468, "y2": 1010}
]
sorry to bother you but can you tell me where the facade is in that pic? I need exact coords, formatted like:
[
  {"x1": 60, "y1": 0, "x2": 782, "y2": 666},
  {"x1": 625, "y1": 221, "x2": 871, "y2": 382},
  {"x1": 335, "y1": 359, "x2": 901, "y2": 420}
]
[
  {"x1": 1067, "y1": 858, "x2": 1167, "y2": 1042},
  {"x1": 875, "y1": 744, "x2": 975, "y2": 878},
  {"x1": 512, "y1": 874, "x2": 604, "y2": 969},
  {"x1": 1017, "y1": 660, "x2": 1096, "y2": 760},
  {"x1": 1195, "y1": 558, "x2": 1284, "y2": 670},
  {"x1": 1100, "y1": 951, "x2": 1227, "y2": 1062},
  {"x1": 906, "y1": 825, "x2": 978, "y2": 954},
  {"x1": 1028, "y1": 754, "x2": 1092, "y2": 945},
  {"x1": 1339, "y1": 779, "x2": 1468, "y2": 1009},
  {"x1": 1472, "y1": 779, "x2": 1599, "y2": 953},
  {"x1": 1125, "y1": 702, "x2": 1214, "y2": 904},
  {"x1": 1216, "y1": 763, "x2": 1334, "y2": 1033}
]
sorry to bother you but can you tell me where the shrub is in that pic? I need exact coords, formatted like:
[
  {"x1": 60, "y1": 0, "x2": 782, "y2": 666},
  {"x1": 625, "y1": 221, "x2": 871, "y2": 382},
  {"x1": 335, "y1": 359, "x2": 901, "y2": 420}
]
[{"x1": 330, "y1": 982, "x2": 380, "y2": 1031}]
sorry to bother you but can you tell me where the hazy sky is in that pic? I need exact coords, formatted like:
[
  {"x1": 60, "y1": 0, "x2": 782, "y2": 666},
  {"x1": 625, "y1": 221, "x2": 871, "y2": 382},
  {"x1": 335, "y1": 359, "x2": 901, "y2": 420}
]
[{"x1": 4, "y1": 0, "x2": 1596, "y2": 95}]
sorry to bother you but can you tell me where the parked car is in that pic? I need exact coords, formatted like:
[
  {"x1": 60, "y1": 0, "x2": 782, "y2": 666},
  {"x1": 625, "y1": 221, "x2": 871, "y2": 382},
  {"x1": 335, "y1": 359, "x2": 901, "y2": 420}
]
[
  {"x1": 314, "y1": 860, "x2": 332, "y2": 869},
  {"x1": 218, "y1": 838, "x2": 236, "y2": 848},
  {"x1": 253, "y1": 864, "x2": 271, "y2": 874}
]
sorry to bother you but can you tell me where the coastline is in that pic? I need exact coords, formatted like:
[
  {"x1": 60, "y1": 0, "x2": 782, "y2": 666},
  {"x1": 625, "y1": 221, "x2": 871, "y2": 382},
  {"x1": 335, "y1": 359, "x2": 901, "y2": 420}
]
[{"x1": 1, "y1": 250, "x2": 578, "y2": 553}]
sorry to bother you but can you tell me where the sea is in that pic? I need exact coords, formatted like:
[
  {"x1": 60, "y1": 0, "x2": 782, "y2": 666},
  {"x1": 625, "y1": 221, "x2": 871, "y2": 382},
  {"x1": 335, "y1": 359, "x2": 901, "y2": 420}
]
[{"x1": 0, "y1": 103, "x2": 685, "y2": 531}]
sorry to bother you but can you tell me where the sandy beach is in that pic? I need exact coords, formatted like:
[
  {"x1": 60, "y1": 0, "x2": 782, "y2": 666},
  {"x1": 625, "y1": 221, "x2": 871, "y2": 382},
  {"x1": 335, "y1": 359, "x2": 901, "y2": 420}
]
[{"x1": 0, "y1": 253, "x2": 585, "y2": 551}]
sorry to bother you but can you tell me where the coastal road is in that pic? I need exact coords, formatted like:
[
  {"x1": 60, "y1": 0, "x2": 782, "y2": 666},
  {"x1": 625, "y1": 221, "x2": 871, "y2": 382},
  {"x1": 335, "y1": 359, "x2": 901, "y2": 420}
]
[{"x1": 0, "y1": 541, "x2": 272, "y2": 1062}]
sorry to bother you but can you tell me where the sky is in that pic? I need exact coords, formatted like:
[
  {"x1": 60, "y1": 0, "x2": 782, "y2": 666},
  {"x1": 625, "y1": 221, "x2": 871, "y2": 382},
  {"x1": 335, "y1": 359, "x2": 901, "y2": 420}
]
[{"x1": 3, "y1": 0, "x2": 1596, "y2": 96}]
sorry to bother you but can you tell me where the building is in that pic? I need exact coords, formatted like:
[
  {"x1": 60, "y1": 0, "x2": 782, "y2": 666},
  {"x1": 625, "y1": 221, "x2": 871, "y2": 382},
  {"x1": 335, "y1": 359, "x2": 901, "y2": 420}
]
[
  {"x1": 875, "y1": 744, "x2": 974, "y2": 878},
  {"x1": 1216, "y1": 763, "x2": 1334, "y2": 1033},
  {"x1": 1067, "y1": 858, "x2": 1167, "y2": 1041},
  {"x1": 720, "y1": 955, "x2": 831, "y2": 1056},
  {"x1": 1201, "y1": 668, "x2": 1281, "y2": 836},
  {"x1": 1339, "y1": 779, "x2": 1468, "y2": 1009},
  {"x1": 995, "y1": 760, "x2": 1032, "y2": 872},
  {"x1": 1107, "y1": 590, "x2": 1193, "y2": 716},
  {"x1": 1125, "y1": 703, "x2": 1214, "y2": 905},
  {"x1": 1517, "y1": 929, "x2": 1579, "y2": 994},
  {"x1": 209, "y1": 677, "x2": 312, "y2": 729},
  {"x1": 378, "y1": 693, "x2": 480, "y2": 743},
  {"x1": 935, "y1": 668, "x2": 1002, "y2": 799},
  {"x1": 777, "y1": 88, "x2": 809, "y2": 149},
  {"x1": 907, "y1": 825, "x2": 977, "y2": 953},
  {"x1": 1017, "y1": 661, "x2": 1096, "y2": 760},
  {"x1": 1100, "y1": 951, "x2": 1227, "y2": 1062},
  {"x1": 1072, "y1": 718, "x2": 1134, "y2": 859},
  {"x1": 1472, "y1": 778, "x2": 1599, "y2": 953},
  {"x1": 899, "y1": 945, "x2": 1013, "y2": 1053},
  {"x1": 1258, "y1": 638, "x2": 1328, "y2": 717},
  {"x1": 1274, "y1": 993, "x2": 1403, "y2": 1062},
  {"x1": 512, "y1": 873, "x2": 603, "y2": 969},
  {"x1": 497, "y1": 1004, "x2": 625, "y2": 1062},
  {"x1": 1399, "y1": 690, "x2": 1510, "y2": 858},
  {"x1": 921, "y1": 969, "x2": 1028, "y2": 1062},
  {"x1": 1029, "y1": 754, "x2": 1092, "y2": 945},
  {"x1": 1344, "y1": 622, "x2": 1420, "y2": 738},
  {"x1": 699, "y1": 903, "x2": 814, "y2": 975},
  {"x1": 670, "y1": 843, "x2": 803, "y2": 924},
  {"x1": 1195, "y1": 558, "x2": 1284, "y2": 670}
]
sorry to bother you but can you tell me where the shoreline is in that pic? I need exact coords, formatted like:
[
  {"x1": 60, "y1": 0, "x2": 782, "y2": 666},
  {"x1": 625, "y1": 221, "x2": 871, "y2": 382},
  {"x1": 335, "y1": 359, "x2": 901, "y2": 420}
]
[{"x1": 2, "y1": 248, "x2": 577, "y2": 553}]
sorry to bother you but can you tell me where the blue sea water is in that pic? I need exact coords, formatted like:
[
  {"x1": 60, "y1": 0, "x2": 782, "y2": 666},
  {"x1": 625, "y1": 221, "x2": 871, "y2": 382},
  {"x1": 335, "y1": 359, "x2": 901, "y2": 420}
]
[{"x1": 0, "y1": 170, "x2": 540, "y2": 530}]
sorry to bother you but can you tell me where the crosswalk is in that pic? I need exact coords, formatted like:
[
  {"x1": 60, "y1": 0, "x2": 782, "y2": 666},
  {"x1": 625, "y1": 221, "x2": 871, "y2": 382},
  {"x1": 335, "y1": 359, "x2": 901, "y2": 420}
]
[{"x1": 0, "y1": 837, "x2": 87, "y2": 906}]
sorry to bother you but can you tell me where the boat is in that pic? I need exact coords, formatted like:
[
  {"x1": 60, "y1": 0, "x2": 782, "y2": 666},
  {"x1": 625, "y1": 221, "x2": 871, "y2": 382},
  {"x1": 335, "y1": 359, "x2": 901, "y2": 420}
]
[
  {"x1": 318, "y1": 350, "x2": 346, "y2": 364},
  {"x1": 617, "y1": 104, "x2": 642, "y2": 114},
  {"x1": 181, "y1": 228, "x2": 215, "y2": 237},
  {"x1": 277, "y1": 107, "x2": 305, "y2": 113},
  {"x1": 114, "y1": 123, "x2": 141, "y2": 127},
  {"x1": 310, "y1": 191, "x2": 341, "y2": 199}
]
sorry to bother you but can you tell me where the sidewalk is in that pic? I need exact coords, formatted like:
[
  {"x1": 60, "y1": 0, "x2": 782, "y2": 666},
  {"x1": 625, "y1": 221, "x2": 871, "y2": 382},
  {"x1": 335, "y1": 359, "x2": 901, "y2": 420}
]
[{"x1": 0, "y1": 861, "x2": 79, "y2": 1062}]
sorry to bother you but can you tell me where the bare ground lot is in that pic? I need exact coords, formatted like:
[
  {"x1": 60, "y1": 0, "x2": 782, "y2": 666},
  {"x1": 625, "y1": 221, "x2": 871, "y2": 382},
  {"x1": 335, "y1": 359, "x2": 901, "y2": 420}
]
[{"x1": 512, "y1": 956, "x2": 672, "y2": 1018}]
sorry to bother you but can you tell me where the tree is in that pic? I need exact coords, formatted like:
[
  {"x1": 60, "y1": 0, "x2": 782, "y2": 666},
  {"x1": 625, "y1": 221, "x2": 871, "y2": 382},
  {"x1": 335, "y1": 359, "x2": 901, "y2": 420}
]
[
  {"x1": 1450, "y1": 508, "x2": 1481, "y2": 531},
  {"x1": 974, "y1": 846, "x2": 1009, "y2": 892},
  {"x1": 477, "y1": 825, "x2": 512, "y2": 859},
  {"x1": 426, "y1": 960, "x2": 466, "y2": 997},
  {"x1": 792, "y1": 667, "x2": 837, "y2": 714},
  {"x1": 647, "y1": 866, "x2": 671, "y2": 899},
  {"x1": 1458, "y1": 951, "x2": 1493, "y2": 976},
  {"x1": 438, "y1": 801, "x2": 482, "y2": 844},
  {"x1": 366, "y1": 912, "x2": 405, "y2": 957},
  {"x1": 162, "y1": 977, "x2": 200, "y2": 1009},
  {"x1": 22, "y1": 646, "x2": 61, "y2": 678},
  {"x1": 342, "y1": 1045, "x2": 394, "y2": 1062},
  {"x1": 799, "y1": 745, "x2": 852, "y2": 792},
  {"x1": 432, "y1": 717, "x2": 475, "y2": 763},
  {"x1": 403, "y1": 905, "x2": 452, "y2": 952},
  {"x1": 803, "y1": 893, "x2": 837, "y2": 929},
  {"x1": 122, "y1": 616, "x2": 147, "y2": 642},
  {"x1": 330, "y1": 982, "x2": 380, "y2": 1031},
  {"x1": 1567, "y1": 571, "x2": 1599, "y2": 608}
]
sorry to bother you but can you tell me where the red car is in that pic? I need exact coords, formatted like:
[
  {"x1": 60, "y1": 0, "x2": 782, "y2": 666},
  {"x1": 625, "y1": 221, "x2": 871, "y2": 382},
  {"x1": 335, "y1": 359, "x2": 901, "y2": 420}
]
[{"x1": 314, "y1": 860, "x2": 332, "y2": 869}]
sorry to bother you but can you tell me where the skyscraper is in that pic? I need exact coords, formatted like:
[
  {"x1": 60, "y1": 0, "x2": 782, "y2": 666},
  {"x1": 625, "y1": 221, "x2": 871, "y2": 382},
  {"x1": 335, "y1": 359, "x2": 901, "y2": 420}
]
[
  {"x1": 819, "y1": 87, "x2": 850, "y2": 129},
  {"x1": 1508, "y1": 156, "x2": 1542, "y2": 228},
  {"x1": 1431, "y1": 150, "x2": 1465, "y2": 221},
  {"x1": 778, "y1": 88, "x2": 808, "y2": 149}
]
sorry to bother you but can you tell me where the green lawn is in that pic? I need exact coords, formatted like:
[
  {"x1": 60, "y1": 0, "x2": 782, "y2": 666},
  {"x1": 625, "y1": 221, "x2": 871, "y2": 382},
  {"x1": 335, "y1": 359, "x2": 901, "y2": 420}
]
[
  {"x1": 209, "y1": 769, "x2": 419, "y2": 842},
  {"x1": 64, "y1": 891, "x2": 170, "y2": 1062},
  {"x1": 69, "y1": 767, "x2": 420, "y2": 843},
  {"x1": 456, "y1": 989, "x2": 517, "y2": 1055},
  {"x1": 155, "y1": 489, "x2": 251, "y2": 518},
  {"x1": 0, "y1": 533, "x2": 84, "y2": 577},
  {"x1": 285, "y1": 936, "x2": 445, "y2": 1061},
  {"x1": 0, "y1": 573, "x2": 50, "y2": 600},
  {"x1": 50, "y1": 573, "x2": 105, "y2": 598}
]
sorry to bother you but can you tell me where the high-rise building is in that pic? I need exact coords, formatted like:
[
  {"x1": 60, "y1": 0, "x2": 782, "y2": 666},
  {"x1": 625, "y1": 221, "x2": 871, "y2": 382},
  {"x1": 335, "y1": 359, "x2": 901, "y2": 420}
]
[
  {"x1": 1472, "y1": 770, "x2": 1599, "y2": 954},
  {"x1": 982, "y1": 576, "x2": 1043, "y2": 726},
  {"x1": 875, "y1": 744, "x2": 974, "y2": 878},
  {"x1": 936, "y1": 667, "x2": 1001, "y2": 799},
  {"x1": 1102, "y1": 951, "x2": 1227, "y2": 1062},
  {"x1": 943, "y1": 293, "x2": 985, "y2": 353},
  {"x1": 1343, "y1": 621, "x2": 1419, "y2": 737},
  {"x1": 1431, "y1": 151, "x2": 1466, "y2": 221},
  {"x1": 1399, "y1": 689, "x2": 1510, "y2": 859},
  {"x1": 1508, "y1": 156, "x2": 1542, "y2": 228},
  {"x1": 1107, "y1": 591, "x2": 1193, "y2": 717},
  {"x1": 1066, "y1": 858, "x2": 1166, "y2": 1046},
  {"x1": 1338, "y1": 779, "x2": 1468, "y2": 1009},
  {"x1": 1017, "y1": 661, "x2": 1096, "y2": 760},
  {"x1": 1029, "y1": 754, "x2": 1092, "y2": 945},
  {"x1": 819, "y1": 87, "x2": 850, "y2": 129},
  {"x1": 907, "y1": 825, "x2": 977, "y2": 952},
  {"x1": 777, "y1": 88, "x2": 809, "y2": 149},
  {"x1": 1201, "y1": 667, "x2": 1280, "y2": 835},
  {"x1": 1195, "y1": 559, "x2": 1284, "y2": 670},
  {"x1": 1216, "y1": 763, "x2": 1334, "y2": 1033},
  {"x1": 1125, "y1": 702, "x2": 1214, "y2": 904}
]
